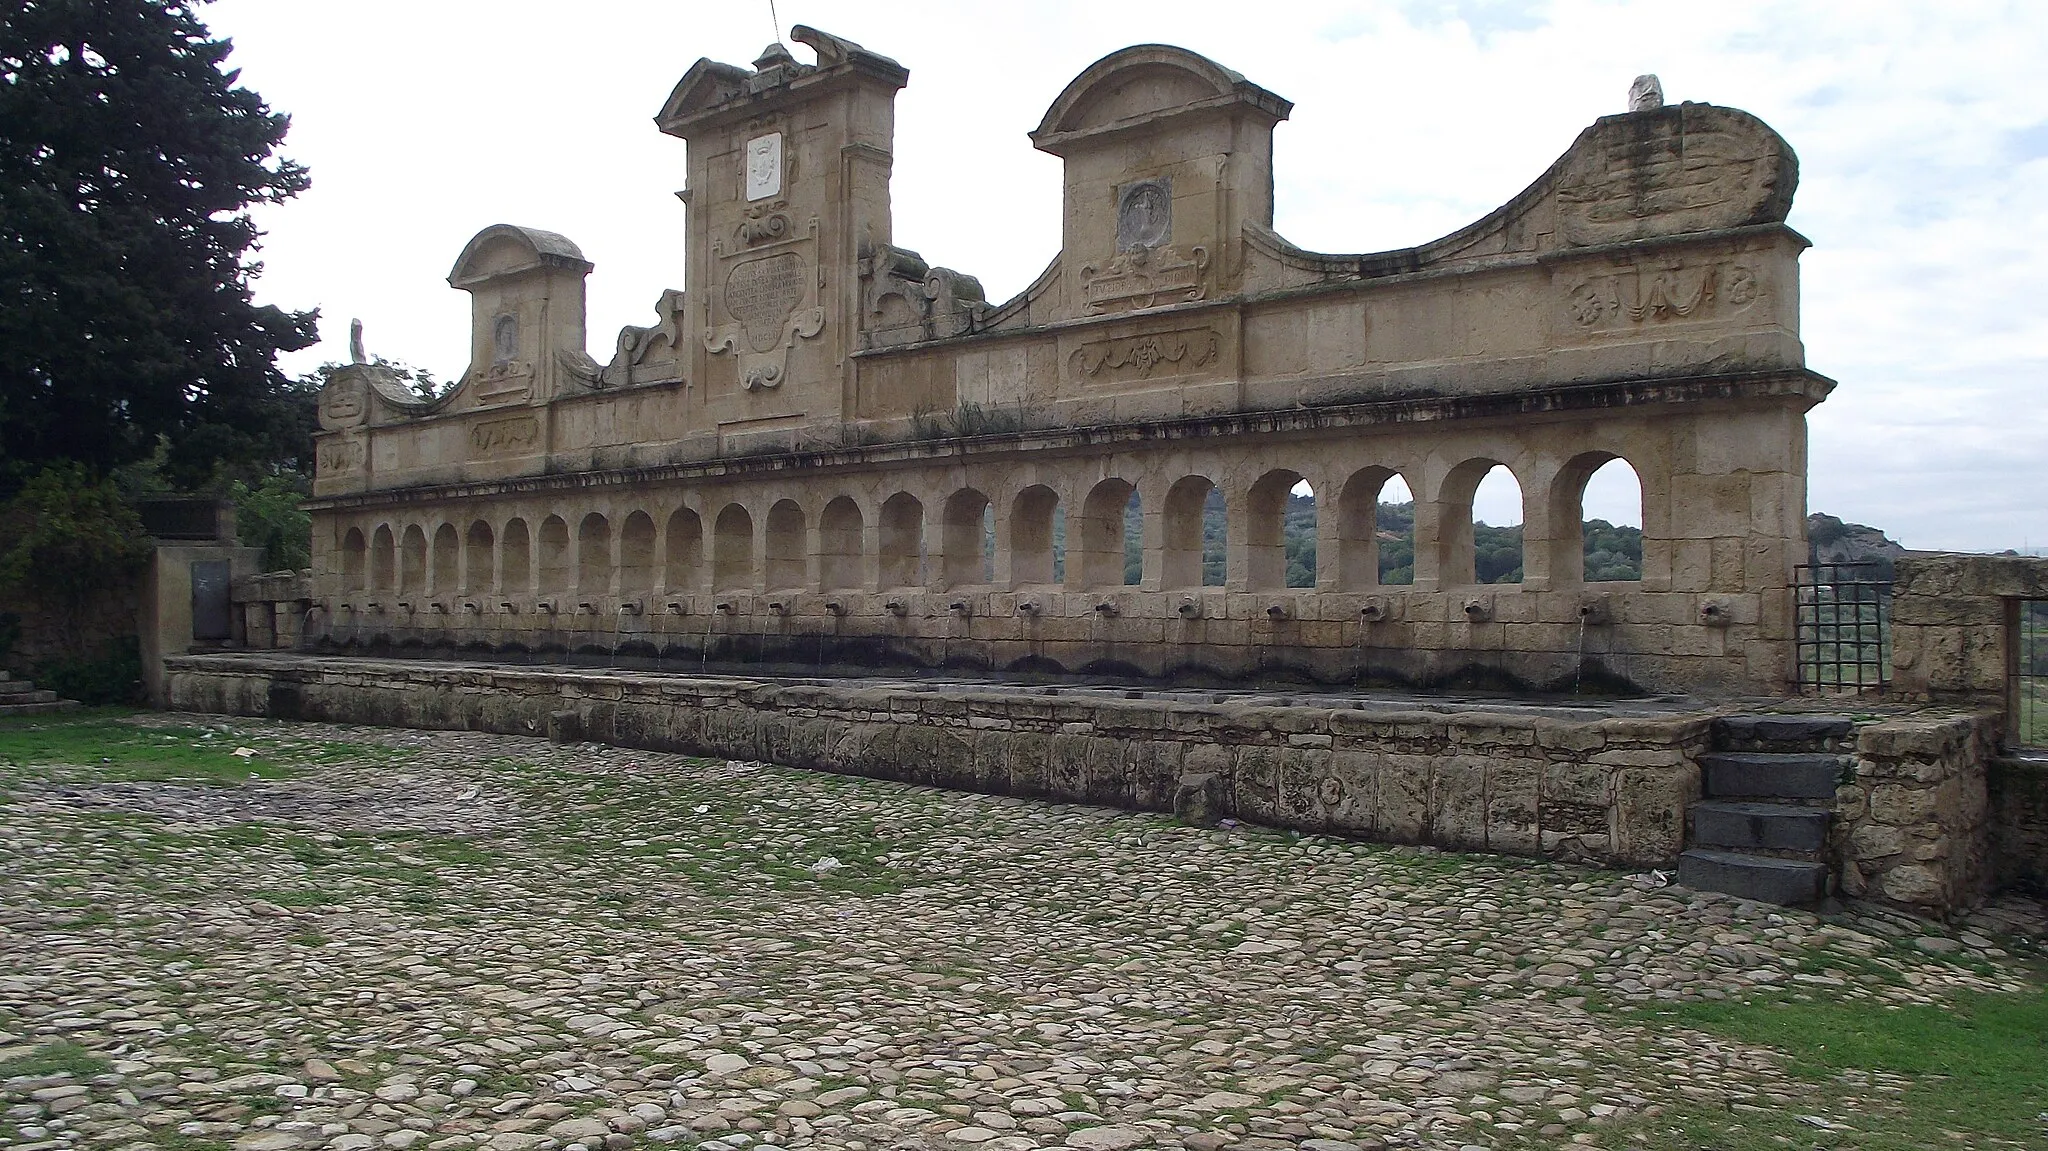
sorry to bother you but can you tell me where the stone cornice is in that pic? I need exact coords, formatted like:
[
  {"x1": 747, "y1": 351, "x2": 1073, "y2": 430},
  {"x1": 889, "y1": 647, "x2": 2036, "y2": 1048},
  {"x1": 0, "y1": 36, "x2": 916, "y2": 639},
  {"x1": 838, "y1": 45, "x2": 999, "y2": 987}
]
[{"x1": 304, "y1": 368, "x2": 1833, "y2": 513}]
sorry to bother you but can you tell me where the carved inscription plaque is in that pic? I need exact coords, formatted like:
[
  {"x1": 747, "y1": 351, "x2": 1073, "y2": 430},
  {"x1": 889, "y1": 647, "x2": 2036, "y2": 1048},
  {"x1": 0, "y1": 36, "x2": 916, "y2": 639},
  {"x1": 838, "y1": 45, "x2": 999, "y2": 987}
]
[{"x1": 726, "y1": 253, "x2": 807, "y2": 352}]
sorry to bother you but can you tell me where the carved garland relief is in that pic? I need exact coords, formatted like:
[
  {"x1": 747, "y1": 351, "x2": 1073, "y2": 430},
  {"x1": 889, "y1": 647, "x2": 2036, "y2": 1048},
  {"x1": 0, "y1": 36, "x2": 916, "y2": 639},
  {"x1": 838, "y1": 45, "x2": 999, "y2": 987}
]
[
  {"x1": 316, "y1": 438, "x2": 364, "y2": 474},
  {"x1": 1564, "y1": 260, "x2": 1761, "y2": 331},
  {"x1": 1072, "y1": 327, "x2": 1222, "y2": 381},
  {"x1": 470, "y1": 415, "x2": 541, "y2": 456}
]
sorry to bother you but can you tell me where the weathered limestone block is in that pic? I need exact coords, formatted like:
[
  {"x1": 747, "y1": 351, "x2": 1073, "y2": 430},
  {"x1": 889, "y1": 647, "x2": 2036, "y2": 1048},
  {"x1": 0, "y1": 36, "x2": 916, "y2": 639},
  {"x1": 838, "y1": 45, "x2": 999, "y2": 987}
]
[{"x1": 1611, "y1": 765, "x2": 1697, "y2": 865}]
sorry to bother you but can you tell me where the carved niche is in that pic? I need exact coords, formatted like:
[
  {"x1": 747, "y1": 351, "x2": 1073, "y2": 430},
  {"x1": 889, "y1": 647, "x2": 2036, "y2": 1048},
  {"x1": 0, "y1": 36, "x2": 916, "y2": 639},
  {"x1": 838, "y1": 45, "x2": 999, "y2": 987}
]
[{"x1": 1563, "y1": 259, "x2": 1763, "y2": 332}]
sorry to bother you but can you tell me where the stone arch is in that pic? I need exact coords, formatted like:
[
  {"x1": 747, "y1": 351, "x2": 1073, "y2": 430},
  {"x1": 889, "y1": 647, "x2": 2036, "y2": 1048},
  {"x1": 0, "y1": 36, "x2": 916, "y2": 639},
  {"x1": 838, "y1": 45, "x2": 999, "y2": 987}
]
[
  {"x1": 341, "y1": 527, "x2": 367, "y2": 592},
  {"x1": 765, "y1": 499, "x2": 806, "y2": 591},
  {"x1": 942, "y1": 488, "x2": 993, "y2": 588},
  {"x1": 664, "y1": 508, "x2": 703, "y2": 592},
  {"x1": 819, "y1": 496, "x2": 864, "y2": 591},
  {"x1": 879, "y1": 492, "x2": 925, "y2": 589},
  {"x1": 1163, "y1": 476, "x2": 1224, "y2": 589},
  {"x1": 577, "y1": 512, "x2": 611, "y2": 595},
  {"x1": 1547, "y1": 453, "x2": 1645, "y2": 584},
  {"x1": 399, "y1": 524, "x2": 428, "y2": 594},
  {"x1": 537, "y1": 515, "x2": 571, "y2": 594},
  {"x1": 1337, "y1": 467, "x2": 1412, "y2": 589},
  {"x1": 431, "y1": 522, "x2": 459, "y2": 594},
  {"x1": 464, "y1": 521, "x2": 495, "y2": 594},
  {"x1": 1010, "y1": 485, "x2": 1062, "y2": 586},
  {"x1": 1247, "y1": 469, "x2": 1312, "y2": 590},
  {"x1": 501, "y1": 518, "x2": 532, "y2": 594},
  {"x1": 1074, "y1": 479, "x2": 1137, "y2": 589},
  {"x1": 619, "y1": 511, "x2": 657, "y2": 596},
  {"x1": 1436, "y1": 460, "x2": 1524, "y2": 586},
  {"x1": 712, "y1": 503, "x2": 753, "y2": 591}
]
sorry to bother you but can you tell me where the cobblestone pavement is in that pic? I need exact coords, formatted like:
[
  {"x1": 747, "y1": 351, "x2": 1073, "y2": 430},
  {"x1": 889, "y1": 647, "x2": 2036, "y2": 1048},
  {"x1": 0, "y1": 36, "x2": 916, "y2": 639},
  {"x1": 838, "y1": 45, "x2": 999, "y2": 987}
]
[{"x1": 1, "y1": 713, "x2": 2041, "y2": 1151}]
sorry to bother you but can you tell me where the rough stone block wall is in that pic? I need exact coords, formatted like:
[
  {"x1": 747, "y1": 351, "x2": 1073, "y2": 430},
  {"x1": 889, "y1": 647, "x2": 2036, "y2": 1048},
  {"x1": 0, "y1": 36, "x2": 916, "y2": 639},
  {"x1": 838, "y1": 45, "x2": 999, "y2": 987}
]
[
  {"x1": 1833, "y1": 712, "x2": 1997, "y2": 910},
  {"x1": 164, "y1": 654, "x2": 1708, "y2": 868}
]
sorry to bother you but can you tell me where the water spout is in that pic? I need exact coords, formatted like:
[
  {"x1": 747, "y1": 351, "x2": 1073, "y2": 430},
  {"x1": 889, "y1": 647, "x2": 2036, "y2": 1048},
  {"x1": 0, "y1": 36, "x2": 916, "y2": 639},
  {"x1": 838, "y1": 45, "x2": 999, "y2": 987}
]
[
  {"x1": 1094, "y1": 602, "x2": 1119, "y2": 617},
  {"x1": 499, "y1": 601, "x2": 519, "y2": 614},
  {"x1": 825, "y1": 600, "x2": 848, "y2": 617},
  {"x1": 1266, "y1": 603, "x2": 1289, "y2": 620},
  {"x1": 885, "y1": 599, "x2": 908, "y2": 616},
  {"x1": 768, "y1": 600, "x2": 790, "y2": 615},
  {"x1": 462, "y1": 601, "x2": 483, "y2": 614},
  {"x1": 1017, "y1": 601, "x2": 1041, "y2": 616},
  {"x1": 664, "y1": 600, "x2": 687, "y2": 615},
  {"x1": 1176, "y1": 597, "x2": 1201, "y2": 619}
]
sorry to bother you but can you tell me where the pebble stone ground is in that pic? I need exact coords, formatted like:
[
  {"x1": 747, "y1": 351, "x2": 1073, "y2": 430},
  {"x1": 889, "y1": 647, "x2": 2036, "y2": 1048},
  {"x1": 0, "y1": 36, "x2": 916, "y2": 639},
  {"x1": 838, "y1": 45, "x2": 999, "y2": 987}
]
[{"x1": 1, "y1": 712, "x2": 2042, "y2": 1151}]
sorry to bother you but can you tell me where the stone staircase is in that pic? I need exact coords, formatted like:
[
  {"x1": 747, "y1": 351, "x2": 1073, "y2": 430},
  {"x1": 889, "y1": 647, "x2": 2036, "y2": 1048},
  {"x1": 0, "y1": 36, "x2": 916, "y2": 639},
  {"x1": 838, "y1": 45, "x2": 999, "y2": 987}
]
[
  {"x1": 0, "y1": 668, "x2": 81, "y2": 717},
  {"x1": 1678, "y1": 714, "x2": 1854, "y2": 907}
]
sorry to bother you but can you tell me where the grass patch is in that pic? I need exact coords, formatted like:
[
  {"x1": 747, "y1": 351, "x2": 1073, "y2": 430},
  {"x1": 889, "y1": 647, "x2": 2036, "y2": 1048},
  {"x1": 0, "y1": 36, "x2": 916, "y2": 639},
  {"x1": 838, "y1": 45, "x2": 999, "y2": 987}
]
[
  {"x1": 0, "y1": 712, "x2": 296, "y2": 784},
  {"x1": 0, "y1": 1039, "x2": 111, "y2": 1078},
  {"x1": 1625, "y1": 985, "x2": 2048, "y2": 1149}
]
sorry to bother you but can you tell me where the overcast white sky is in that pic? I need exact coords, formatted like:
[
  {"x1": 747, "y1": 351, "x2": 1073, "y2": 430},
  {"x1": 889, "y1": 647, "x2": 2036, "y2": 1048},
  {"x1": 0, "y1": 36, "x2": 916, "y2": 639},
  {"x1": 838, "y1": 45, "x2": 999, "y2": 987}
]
[{"x1": 202, "y1": 0, "x2": 2047, "y2": 552}]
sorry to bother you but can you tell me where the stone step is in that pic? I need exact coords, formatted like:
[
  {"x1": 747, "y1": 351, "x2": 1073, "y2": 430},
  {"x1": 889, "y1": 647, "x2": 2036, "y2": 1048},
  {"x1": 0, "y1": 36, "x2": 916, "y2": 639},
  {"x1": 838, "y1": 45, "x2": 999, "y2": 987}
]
[
  {"x1": 0, "y1": 688, "x2": 57, "y2": 706},
  {"x1": 1678, "y1": 848, "x2": 1829, "y2": 907},
  {"x1": 0, "y1": 699, "x2": 80, "y2": 717},
  {"x1": 1712, "y1": 714, "x2": 1856, "y2": 753},
  {"x1": 1688, "y1": 800, "x2": 1829, "y2": 854},
  {"x1": 0, "y1": 679, "x2": 32, "y2": 694},
  {"x1": 1698, "y1": 752, "x2": 1843, "y2": 801}
]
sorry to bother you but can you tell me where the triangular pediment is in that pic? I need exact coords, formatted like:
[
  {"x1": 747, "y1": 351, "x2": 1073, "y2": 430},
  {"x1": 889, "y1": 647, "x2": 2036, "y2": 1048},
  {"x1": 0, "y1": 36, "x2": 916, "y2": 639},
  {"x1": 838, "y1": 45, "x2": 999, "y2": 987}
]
[{"x1": 655, "y1": 59, "x2": 754, "y2": 138}]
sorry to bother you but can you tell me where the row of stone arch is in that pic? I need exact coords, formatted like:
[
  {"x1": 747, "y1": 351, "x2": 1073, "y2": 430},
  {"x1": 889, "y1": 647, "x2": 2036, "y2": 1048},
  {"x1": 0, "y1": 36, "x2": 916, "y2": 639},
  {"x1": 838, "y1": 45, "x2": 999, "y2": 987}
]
[{"x1": 334, "y1": 457, "x2": 1644, "y2": 598}]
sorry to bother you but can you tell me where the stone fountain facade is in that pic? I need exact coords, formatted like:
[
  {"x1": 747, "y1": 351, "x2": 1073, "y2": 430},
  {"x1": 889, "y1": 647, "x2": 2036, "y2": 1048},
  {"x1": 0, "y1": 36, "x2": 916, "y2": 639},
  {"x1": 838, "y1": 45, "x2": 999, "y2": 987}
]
[{"x1": 307, "y1": 28, "x2": 1822, "y2": 696}]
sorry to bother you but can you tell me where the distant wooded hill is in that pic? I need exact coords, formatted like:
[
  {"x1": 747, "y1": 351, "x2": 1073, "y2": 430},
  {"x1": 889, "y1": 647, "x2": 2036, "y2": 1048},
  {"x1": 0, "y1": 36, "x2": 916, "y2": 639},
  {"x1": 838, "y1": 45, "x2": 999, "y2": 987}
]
[{"x1": 1079, "y1": 494, "x2": 1644, "y2": 586}]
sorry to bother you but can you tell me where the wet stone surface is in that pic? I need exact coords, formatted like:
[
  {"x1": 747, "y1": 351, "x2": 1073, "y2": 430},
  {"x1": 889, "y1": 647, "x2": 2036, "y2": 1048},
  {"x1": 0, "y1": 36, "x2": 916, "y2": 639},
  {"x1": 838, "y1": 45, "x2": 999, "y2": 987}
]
[{"x1": 0, "y1": 713, "x2": 2040, "y2": 1151}]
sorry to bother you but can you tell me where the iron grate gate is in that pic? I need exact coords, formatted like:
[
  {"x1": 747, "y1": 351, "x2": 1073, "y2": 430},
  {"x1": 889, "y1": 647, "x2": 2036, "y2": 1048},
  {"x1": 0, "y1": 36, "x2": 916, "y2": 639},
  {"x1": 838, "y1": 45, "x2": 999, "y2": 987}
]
[
  {"x1": 2015, "y1": 599, "x2": 2048, "y2": 750},
  {"x1": 1795, "y1": 561, "x2": 1892, "y2": 695}
]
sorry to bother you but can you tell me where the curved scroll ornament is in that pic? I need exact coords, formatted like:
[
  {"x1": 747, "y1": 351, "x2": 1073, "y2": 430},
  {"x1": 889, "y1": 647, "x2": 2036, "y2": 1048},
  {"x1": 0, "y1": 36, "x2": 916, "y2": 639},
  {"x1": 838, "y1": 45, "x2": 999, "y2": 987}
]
[{"x1": 704, "y1": 251, "x2": 825, "y2": 391}]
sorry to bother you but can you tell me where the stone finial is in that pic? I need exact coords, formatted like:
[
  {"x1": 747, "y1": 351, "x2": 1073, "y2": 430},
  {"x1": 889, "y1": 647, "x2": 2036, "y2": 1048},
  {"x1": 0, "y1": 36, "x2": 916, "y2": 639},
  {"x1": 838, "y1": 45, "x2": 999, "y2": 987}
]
[
  {"x1": 349, "y1": 318, "x2": 366, "y2": 365},
  {"x1": 1628, "y1": 74, "x2": 1665, "y2": 112}
]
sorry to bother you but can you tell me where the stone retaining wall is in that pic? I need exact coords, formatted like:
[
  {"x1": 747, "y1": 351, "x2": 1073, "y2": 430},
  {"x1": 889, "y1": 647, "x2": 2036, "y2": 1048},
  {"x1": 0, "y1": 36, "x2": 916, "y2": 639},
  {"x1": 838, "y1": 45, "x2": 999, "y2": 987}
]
[
  {"x1": 165, "y1": 654, "x2": 1707, "y2": 868},
  {"x1": 163, "y1": 655, "x2": 2021, "y2": 914}
]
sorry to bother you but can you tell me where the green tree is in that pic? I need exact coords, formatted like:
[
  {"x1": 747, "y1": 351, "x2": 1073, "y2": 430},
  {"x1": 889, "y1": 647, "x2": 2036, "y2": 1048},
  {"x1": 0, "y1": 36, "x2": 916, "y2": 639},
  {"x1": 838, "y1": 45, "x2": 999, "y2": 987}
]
[
  {"x1": 0, "y1": 463, "x2": 151, "y2": 646},
  {"x1": 0, "y1": 0, "x2": 318, "y2": 496}
]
